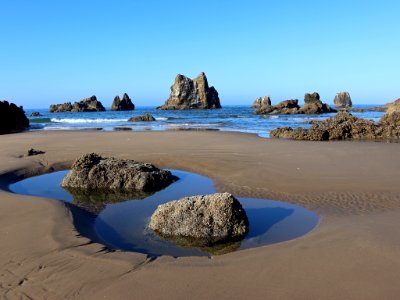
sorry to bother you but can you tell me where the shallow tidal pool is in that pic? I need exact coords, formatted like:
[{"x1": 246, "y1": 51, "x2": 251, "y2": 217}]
[{"x1": 9, "y1": 170, "x2": 319, "y2": 257}]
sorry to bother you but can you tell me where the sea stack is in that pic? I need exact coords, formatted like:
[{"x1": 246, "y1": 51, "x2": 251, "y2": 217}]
[
  {"x1": 334, "y1": 92, "x2": 352, "y2": 108},
  {"x1": 300, "y1": 92, "x2": 336, "y2": 114},
  {"x1": 111, "y1": 93, "x2": 135, "y2": 111},
  {"x1": 157, "y1": 72, "x2": 221, "y2": 110}
]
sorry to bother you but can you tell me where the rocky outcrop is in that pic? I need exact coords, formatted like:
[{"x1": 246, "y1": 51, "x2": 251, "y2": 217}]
[
  {"x1": 270, "y1": 111, "x2": 400, "y2": 141},
  {"x1": 300, "y1": 92, "x2": 336, "y2": 114},
  {"x1": 157, "y1": 72, "x2": 221, "y2": 110},
  {"x1": 30, "y1": 112, "x2": 43, "y2": 117},
  {"x1": 386, "y1": 98, "x2": 400, "y2": 115},
  {"x1": 61, "y1": 153, "x2": 176, "y2": 192},
  {"x1": 128, "y1": 114, "x2": 156, "y2": 122},
  {"x1": 0, "y1": 100, "x2": 29, "y2": 134},
  {"x1": 251, "y1": 96, "x2": 271, "y2": 109},
  {"x1": 49, "y1": 96, "x2": 106, "y2": 112},
  {"x1": 334, "y1": 92, "x2": 352, "y2": 108},
  {"x1": 149, "y1": 193, "x2": 249, "y2": 245},
  {"x1": 254, "y1": 93, "x2": 335, "y2": 115},
  {"x1": 111, "y1": 93, "x2": 135, "y2": 111}
]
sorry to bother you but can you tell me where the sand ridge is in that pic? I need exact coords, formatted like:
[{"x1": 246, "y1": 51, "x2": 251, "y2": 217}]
[{"x1": 1, "y1": 130, "x2": 400, "y2": 299}]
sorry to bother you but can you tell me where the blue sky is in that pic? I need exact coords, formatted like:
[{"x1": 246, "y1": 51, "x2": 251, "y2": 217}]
[{"x1": 1, "y1": 0, "x2": 399, "y2": 108}]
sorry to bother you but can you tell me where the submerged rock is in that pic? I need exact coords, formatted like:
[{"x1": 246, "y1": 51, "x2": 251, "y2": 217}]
[
  {"x1": 128, "y1": 113, "x2": 156, "y2": 122},
  {"x1": 111, "y1": 93, "x2": 135, "y2": 111},
  {"x1": 0, "y1": 100, "x2": 29, "y2": 134},
  {"x1": 49, "y1": 96, "x2": 106, "y2": 112},
  {"x1": 334, "y1": 92, "x2": 352, "y2": 108},
  {"x1": 149, "y1": 193, "x2": 249, "y2": 244},
  {"x1": 270, "y1": 111, "x2": 400, "y2": 141},
  {"x1": 157, "y1": 72, "x2": 221, "y2": 110},
  {"x1": 61, "y1": 153, "x2": 176, "y2": 192}
]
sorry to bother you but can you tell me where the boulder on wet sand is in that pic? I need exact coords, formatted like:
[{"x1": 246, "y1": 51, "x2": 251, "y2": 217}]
[
  {"x1": 334, "y1": 92, "x2": 352, "y2": 108},
  {"x1": 270, "y1": 110, "x2": 400, "y2": 141},
  {"x1": 157, "y1": 72, "x2": 221, "y2": 110},
  {"x1": 111, "y1": 93, "x2": 135, "y2": 111},
  {"x1": 251, "y1": 96, "x2": 271, "y2": 109},
  {"x1": 149, "y1": 193, "x2": 249, "y2": 244},
  {"x1": 128, "y1": 113, "x2": 156, "y2": 122},
  {"x1": 300, "y1": 92, "x2": 336, "y2": 114},
  {"x1": 49, "y1": 96, "x2": 106, "y2": 112},
  {"x1": 0, "y1": 100, "x2": 29, "y2": 134},
  {"x1": 61, "y1": 153, "x2": 176, "y2": 192}
]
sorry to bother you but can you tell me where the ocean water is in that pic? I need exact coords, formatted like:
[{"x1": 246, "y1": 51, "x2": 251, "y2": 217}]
[{"x1": 26, "y1": 105, "x2": 385, "y2": 138}]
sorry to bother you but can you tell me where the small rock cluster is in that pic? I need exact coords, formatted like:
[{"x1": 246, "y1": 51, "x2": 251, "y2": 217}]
[{"x1": 49, "y1": 96, "x2": 106, "y2": 113}]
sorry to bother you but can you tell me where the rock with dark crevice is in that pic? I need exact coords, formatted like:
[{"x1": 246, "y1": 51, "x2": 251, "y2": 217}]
[
  {"x1": 157, "y1": 72, "x2": 221, "y2": 110},
  {"x1": 149, "y1": 193, "x2": 249, "y2": 245},
  {"x1": 111, "y1": 93, "x2": 135, "y2": 111},
  {"x1": 61, "y1": 153, "x2": 176, "y2": 192}
]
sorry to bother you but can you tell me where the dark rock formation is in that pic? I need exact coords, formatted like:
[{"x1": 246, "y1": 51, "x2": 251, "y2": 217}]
[
  {"x1": 254, "y1": 99, "x2": 300, "y2": 114},
  {"x1": 149, "y1": 193, "x2": 249, "y2": 245},
  {"x1": 300, "y1": 92, "x2": 336, "y2": 114},
  {"x1": 386, "y1": 98, "x2": 400, "y2": 115},
  {"x1": 128, "y1": 114, "x2": 156, "y2": 122},
  {"x1": 157, "y1": 72, "x2": 221, "y2": 110},
  {"x1": 30, "y1": 112, "x2": 43, "y2": 117},
  {"x1": 0, "y1": 100, "x2": 29, "y2": 134},
  {"x1": 61, "y1": 153, "x2": 176, "y2": 192},
  {"x1": 334, "y1": 92, "x2": 352, "y2": 108},
  {"x1": 111, "y1": 93, "x2": 135, "y2": 111},
  {"x1": 251, "y1": 96, "x2": 271, "y2": 109},
  {"x1": 49, "y1": 96, "x2": 105, "y2": 112},
  {"x1": 27, "y1": 148, "x2": 45, "y2": 156},
  {"x1": 270, "y1": 111, "x2": 400, "y2": 141}
]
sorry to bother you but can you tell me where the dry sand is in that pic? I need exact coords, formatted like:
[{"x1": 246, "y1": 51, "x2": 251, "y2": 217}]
[{"x1": 0, "y1": 130, "x2": 400, "y2": 299}]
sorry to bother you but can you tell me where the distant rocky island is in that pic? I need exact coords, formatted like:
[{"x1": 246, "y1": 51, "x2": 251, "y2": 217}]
[
  {"x1": 157, "y1": 72, "x2": 221, "y2": 110},
  {"x1": 111, "y1": 93, "x2": 135, "y2": 111},
  {"x1": 0, "y1": 100, "x2": 29, "y2": 134},
  {"x1": 253, "y1": 92, "x2": 336, "y2": 115},
  {"x1": 49, "y1": 96, "x2": 106, "y2": 113}
]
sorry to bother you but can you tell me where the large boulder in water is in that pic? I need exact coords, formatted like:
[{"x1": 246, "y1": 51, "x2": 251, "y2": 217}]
[
  {"x1": 0, "y1": 100, "x2": 29, "y2": 134},
  {"x1": 149, "y1": 193, "x2": 249, "y2": 244},
  {"x1": 49, "y1": 96, "x2": 105, "y2": 112},
  {"x1": 334, "y1": 92, "x2": 352, "y2": 108},
  {"x1": 251, "y1": 96, "x2": 271, "y2": 109},
  {"x1": 157, "y1": 72, "x2": 221, "y2": 110},
  {"x1": 128, "y1": 113, "x2": 156, "y2": 122},
  {"x1": 61, "y1": 153, "x2": 176, "y2": 192},
  {"x1": 111, "y1": 93, "x2": 135, "y2": 111},
  {"x1": 300, "y1": 92, "x2": 336, "y2": 114}
]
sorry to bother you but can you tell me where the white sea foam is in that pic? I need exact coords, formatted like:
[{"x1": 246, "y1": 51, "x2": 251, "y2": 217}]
[
  {"x1": 155, "y1": 117, "x2": 168, "y2": 121},
  {"x1": 51, "y1": 118, "x2": 128, "y2": 123}
]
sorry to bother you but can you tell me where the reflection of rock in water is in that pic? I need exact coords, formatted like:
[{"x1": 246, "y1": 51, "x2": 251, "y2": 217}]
[
  {"x1": 64, "y1": 187, "x2": 154, "y2": 215},
  {"x1": 154, "y1": 233, "x2": 243, "y2": 255}
]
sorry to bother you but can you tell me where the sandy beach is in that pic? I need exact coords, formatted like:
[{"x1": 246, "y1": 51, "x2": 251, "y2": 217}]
[{"x1": 1, "y1": 130, "x2": 400, "y2": 299}]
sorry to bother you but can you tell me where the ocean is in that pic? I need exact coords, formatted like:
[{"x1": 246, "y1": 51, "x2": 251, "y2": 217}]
[{"x1": 26, "y1": 105, "x2": 385, "y2": 138}]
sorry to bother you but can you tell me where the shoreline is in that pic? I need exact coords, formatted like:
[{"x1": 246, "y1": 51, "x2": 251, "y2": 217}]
[{"x1": 1, "y1": 130, "x2": 400, "y2": 299}]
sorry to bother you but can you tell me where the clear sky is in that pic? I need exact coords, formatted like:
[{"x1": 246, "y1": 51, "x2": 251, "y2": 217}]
[{"x1": 1, "y1": 0, "x2": 399, "y2": 108}]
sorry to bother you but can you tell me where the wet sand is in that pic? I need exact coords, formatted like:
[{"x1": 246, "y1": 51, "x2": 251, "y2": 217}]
[{"x1": 1, "y1": 130, "x2": 400, "y2": 299}]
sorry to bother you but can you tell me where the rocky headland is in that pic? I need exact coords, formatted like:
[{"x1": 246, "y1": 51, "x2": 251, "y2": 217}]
[
  {"x1": 149, "y1": 193, "x2": 249, "y2": 245},
  {"x1": 254, "y1": 92, "x2": 336, "y2": 115},
  {"x1": 270, "y1": 109, "x2": 400, "y2": 141},
  {"x1": 157, "y1": 72, "x2": 221, "y2": 110},
  {"x1": 61, "y1": 153, "x2": 176, "y2": 192},
  {"x1": 0, "y1": 100, "x2": 29, "y2": 134},
  {"x1": 49, "y1": 96, "x2": 106, "y2": 112},
  {"x1": 111, "y1": 93, "x2": 135, "y2": 111}
]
